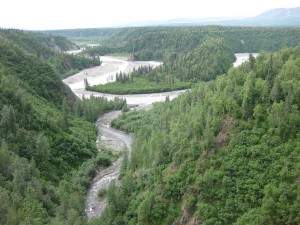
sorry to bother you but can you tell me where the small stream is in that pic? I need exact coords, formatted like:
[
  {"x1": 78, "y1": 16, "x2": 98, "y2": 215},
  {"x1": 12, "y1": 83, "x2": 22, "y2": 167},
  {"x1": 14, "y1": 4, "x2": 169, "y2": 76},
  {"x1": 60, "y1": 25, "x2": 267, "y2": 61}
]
[{"x1": 85, "y1": 111, "x2": 133, "y2": 219}]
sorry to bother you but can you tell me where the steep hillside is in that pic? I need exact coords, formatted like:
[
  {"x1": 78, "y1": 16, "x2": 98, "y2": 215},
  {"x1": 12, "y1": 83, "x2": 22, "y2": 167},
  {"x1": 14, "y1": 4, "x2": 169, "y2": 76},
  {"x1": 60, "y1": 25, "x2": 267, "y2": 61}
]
[
  {"x1": 100, "y1": 45, "x2": 300, "y2": 225},
  {"x1": 0, "y1": 29, "x2": 79, "y2": 52},
  {"x1": 109, "y1": 26, "x2": 300, "y2": 54},
  {"x1": 0, "y1": 29, "x2": 126, "y2": 224}
]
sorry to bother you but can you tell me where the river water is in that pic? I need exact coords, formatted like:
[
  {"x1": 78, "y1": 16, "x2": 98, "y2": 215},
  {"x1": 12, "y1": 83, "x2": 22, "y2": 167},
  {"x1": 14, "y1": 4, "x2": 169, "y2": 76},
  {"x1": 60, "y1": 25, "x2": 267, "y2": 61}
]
[
  {"x1": 234, "y1": 53, "x2": 259, "y2": 67},
  {"x1": 63, "y1": 56, "x2": 184, "y2": 106},
  {"x1": 85, "y1": 111, "x2": 132, "y2": 218}
]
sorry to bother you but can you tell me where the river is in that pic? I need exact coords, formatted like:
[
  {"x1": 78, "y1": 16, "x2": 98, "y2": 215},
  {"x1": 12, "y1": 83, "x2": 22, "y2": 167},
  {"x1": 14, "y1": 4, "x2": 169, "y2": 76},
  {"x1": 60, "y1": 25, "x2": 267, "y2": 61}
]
[
  {"x1": 233, "y1": 53, "x2": 259, "y2": 67},
  {"x1": 63, "y1": 53, "x2": 258, "y2": 219},
  {"x1": 64, "y1": 56, "x2": 186, "y2": 219},
  {"x1": 85, "y1": 111, "x2": 132, "y2": 218}
]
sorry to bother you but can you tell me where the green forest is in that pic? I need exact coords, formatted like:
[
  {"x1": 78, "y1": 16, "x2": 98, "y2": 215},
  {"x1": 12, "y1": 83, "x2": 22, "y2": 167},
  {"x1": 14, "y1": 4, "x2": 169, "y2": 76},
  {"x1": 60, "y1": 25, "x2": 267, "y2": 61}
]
[
  {"x1": 0, "y1": 29, "x2": 126, "y2": 224},
  {"x1": 78, "y1": 26, "x2": 300, "y2": 96},
  {"x1": 77, "y1": 26, "x2": 300, "y2": 61},
  {"x1": 97, "y1": 45, "x2": 300, "y2": 225}
]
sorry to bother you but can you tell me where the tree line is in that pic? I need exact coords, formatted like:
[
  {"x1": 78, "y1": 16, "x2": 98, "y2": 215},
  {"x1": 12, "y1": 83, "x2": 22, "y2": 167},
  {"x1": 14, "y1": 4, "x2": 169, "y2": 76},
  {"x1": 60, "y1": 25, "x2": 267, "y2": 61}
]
[{"x1": 82, "y1": 26, "x2": 300, "y2": 61}]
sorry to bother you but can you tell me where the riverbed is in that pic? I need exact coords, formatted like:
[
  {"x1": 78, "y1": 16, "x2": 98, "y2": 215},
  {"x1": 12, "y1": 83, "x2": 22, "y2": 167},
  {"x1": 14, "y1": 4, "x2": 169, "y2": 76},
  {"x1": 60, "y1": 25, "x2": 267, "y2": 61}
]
[
  {"x1": 63, "y1": 56, "x2": 183, "y2": 105},
  {"x1": 85, "y1": 111, "x2": 132, "y2": 218},
  {"x1": 65, "y1": 53, "x2": 258, "y2": 219}
]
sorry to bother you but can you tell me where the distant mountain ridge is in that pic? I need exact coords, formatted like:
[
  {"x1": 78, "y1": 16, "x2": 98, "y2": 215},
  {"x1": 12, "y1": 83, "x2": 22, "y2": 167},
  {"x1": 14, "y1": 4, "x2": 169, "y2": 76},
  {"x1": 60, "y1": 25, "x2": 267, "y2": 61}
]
[
  {"x1": 254, "y1": 7, "x2": 300, "y2": 20},
  {"x1": 119, "y1": 6, "x2": 300, "y2": 27}
]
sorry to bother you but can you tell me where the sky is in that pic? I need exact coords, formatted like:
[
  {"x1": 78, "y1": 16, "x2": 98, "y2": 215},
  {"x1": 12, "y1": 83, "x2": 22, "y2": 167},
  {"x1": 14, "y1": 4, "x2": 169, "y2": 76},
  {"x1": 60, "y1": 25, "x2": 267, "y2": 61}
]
[{"x1": 0, "y1": 0, "x2": 299, "y2": 30}]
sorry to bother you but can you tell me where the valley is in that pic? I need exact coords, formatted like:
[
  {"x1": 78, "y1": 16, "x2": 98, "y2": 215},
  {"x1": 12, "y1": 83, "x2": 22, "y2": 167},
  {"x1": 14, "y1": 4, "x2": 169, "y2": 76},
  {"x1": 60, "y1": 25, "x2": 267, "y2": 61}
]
[
  {"x1": 0, "y1": 25, "x2": 299, "y2": 225},
  {"x1": 62, "y1": 52, "x2": 258, "y2": 220}
]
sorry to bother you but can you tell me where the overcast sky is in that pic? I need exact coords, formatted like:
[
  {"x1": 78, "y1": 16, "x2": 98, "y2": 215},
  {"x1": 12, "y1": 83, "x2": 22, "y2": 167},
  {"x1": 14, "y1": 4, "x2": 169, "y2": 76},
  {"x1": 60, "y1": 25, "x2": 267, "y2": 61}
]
[{"x1": 0, "y1": 0, "x2": 299, "y2": 30}]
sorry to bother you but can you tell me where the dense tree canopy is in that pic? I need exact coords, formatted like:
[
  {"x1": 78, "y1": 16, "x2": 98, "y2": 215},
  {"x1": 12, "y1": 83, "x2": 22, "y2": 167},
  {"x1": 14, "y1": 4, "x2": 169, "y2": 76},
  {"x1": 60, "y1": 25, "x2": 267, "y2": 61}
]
[
  {"x1": 0, "y1": 29, "x2": 101, "y2": 78},
  {"x1": 0, "y1": 29, "x2": 126, "y2": 224},
  {"x1": 98, "y1": 45, "x2": 300, "y2": 225},
  {"x1": 80, "y1": 26, "x2": 300, "y2": 61}
]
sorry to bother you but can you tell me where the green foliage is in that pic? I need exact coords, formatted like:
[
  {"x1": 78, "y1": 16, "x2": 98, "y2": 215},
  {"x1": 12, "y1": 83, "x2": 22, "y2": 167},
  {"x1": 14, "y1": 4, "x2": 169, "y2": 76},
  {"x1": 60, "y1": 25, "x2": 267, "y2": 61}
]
[
  {"x1": 73, "y1": 95, "x2": 127, "y2": 122},
  {"x1": 100, "y1": 44, "x2": 300, "y2": 224},
  {"x1": 42, "y1": 28, "x2": 122, "y2": 46},
  {"x1": 87, "y1": 38, "x2": 234, "y2": 95},
  {"x1": 87, "y1": 77, "x2": 192, "y2": 94},
  {"x1": 162, "y1": 38, "x2": 236, "y2": 81},
  {"x1": 98, "y1": 188, "x2": 107, "y2": 199}
]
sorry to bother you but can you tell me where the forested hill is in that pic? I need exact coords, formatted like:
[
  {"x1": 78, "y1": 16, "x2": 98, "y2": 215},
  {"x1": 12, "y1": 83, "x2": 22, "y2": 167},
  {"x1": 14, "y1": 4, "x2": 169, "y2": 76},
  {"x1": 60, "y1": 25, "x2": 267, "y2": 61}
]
[
  {"x1": 0, "y1": 29, "x2": 126, "y2": 224},
  {"x1": 161, "y1": 38, "x2": 236, "y2": 81},
  {"x1": 78, "y1": 26, "x2": 300, "y2": 61},
  {"x1": 86, "y1": 38, "x2": 236, "y2": 94},
  {"x1": 0, "y1": 29, "x2": 100, "y2": 77},
  {"x1": 102, "y1": 45, "x2": 300, "y2": 224},
  {"x1": 0, "y1": 29, "x2": 79, "y2": 52}
]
